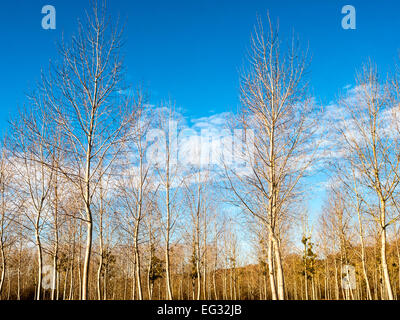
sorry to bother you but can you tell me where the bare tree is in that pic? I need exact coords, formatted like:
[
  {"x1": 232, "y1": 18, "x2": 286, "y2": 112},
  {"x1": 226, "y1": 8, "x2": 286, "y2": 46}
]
[
  {"x1": 11, "y1": 104, "x2": 55, "y2": 300},
  {"x1": 183, "y1": 155, "x2": 214, "y2": 300},
  {"x1": 37, "y1": 2, "x2": 132, "y2": 300},
  {"x1": 225, "y1": 16, "x2": 317, "y2": 300},
  {"x1": 153, "y1": 106, "x2": 183, "y2": 300},
  {"x1": 337, "y1": 63, "x2": 400, "y2": 299},
  {"x1": 0, "y1": 144, "x2": 15, "y2": 299},
  {"x1": 115, "y1": 98, "x2": 152, "y2": 300}
]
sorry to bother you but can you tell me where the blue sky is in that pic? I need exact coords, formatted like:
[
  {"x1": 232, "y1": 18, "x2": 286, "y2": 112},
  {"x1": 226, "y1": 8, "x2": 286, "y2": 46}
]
[
  {"x1": 1, "y1": 0, "x2": 400, "y2": 220},
  {"x1": 1, "y1": 1, "x2": 400, "y2": 121}
]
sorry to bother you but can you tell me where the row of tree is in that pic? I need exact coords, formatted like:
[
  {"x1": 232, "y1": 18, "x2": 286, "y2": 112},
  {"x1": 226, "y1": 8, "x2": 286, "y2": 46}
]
[{"x1": 1, "y1": 3, "x2": 400, "y2": 300}]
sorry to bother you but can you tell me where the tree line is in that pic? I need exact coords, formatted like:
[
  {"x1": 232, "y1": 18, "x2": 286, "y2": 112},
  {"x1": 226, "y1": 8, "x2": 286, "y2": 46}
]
[{"x1": 1, "y1": 3, "x2": 400, "y2": 300}]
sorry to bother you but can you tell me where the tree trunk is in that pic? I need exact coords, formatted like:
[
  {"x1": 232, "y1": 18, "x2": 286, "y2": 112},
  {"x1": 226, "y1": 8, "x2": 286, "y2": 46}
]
[
  {"x1": 273, "y1": 237, "x2": 285, "y2": 300},
  {"x1": 97, "y1": 247, "x2": 103, "y2": 300},
  {"x1": 379, "y1": 200, "x2": 394, "y2": 300},
  {"x1": 380, "y1": 225, "x2": 394, "y2": 300},
  {"x1": 35, "y1": 225, "x2": 43, "y2": 300},
  {"x1": 134, "y1": 223, "x2": 143, "y2": 300},
  {"x1": 267, "y1": 232, "x2": 277, "y2": 300},
  {"x1": 0, "y1": 243, "x2": 5, "y2": 299},
  {"x1": 358, "y1": 212, "x2": 372, "y2": 300},
  {"x1": 82, "y1": 218, "x2": 92, "y2": 300},
  {"x1": 165, "y1": 179, "x2": 173, "y2": 300}
]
